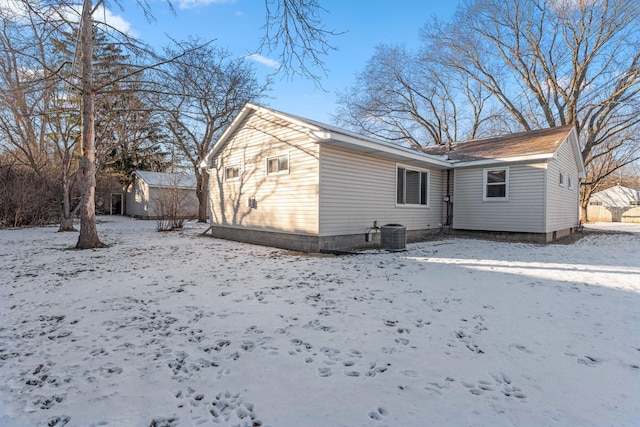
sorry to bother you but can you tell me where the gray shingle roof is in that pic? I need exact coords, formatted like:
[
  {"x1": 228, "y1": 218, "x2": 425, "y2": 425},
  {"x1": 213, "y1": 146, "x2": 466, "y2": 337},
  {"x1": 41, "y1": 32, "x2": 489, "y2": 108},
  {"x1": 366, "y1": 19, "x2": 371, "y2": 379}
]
[{"x1": 134, "y1": 171, "x2": 197, "y2": 190}]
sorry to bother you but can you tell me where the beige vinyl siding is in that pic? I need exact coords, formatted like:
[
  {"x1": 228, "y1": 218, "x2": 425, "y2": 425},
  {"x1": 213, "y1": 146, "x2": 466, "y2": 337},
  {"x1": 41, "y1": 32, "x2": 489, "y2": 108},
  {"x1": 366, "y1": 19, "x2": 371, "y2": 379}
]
[
  {"x1": 545, "y1": 138, "x2": 580, "y2": 231},
  {"x1": 125, "y1": 180, "x2": 149, "y2": 217},
  {"x1": 208, "y1": 111, "x2": 319, "y2": 234},
  {"x1": 452, "y1": 163, "x2": 546, "y2": 232},
  {"x1": 319, "y1": 145, "x2": 444, "y2": 236}
]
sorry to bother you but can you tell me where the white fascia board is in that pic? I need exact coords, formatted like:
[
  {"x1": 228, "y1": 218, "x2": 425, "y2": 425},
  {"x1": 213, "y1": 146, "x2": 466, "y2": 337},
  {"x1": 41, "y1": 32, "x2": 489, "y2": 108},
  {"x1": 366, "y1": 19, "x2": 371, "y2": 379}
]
[
  {"x1": 449, "y1": 153, "x2": 554, "y2": 168},
  {"x1": 202, "y1": 103, "x2": 324, "y2": 170},
  {"x1": 568, "y1": 127, "x2": 587, "y2": 179},
  {"x1": 313, "y1": 131, "x2": 452, "y2": 168},
  {"x1": 200, "y1": 103, "x2": 258, "y2": 169}
]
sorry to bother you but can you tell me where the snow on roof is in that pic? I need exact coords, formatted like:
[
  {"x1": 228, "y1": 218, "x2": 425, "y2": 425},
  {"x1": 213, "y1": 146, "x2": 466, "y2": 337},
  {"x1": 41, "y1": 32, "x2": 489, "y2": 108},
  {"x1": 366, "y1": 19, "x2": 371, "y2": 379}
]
[
  {"x1": 590, "y1": 184, "x2": 640, "y2": 207},
  {"x1": 134, "y1": 171, "x2": 197, "y2": 190}
]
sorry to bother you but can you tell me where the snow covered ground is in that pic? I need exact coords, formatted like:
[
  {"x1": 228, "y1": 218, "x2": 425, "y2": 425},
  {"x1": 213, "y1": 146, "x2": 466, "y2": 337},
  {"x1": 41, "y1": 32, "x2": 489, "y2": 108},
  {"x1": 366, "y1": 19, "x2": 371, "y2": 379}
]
[{"x1": 1, "y1": 218, "x2": 639, "y2": 427}]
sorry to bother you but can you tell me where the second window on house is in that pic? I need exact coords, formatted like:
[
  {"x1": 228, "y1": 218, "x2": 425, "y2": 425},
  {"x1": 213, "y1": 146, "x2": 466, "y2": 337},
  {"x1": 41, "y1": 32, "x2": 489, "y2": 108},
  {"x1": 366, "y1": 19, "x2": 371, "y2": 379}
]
[
  {"x1": 266, "y1": 154, "x2": 289, "y2": 175},
  {"x1": 225, "y1": 165, "x2": 239, "y2": 181},
  {"x1": 397, "y1": 166, "x2": 429, "y2": 206},
  {"x1": 483, "y1": 167, "x2": 509, "y2": 200}
]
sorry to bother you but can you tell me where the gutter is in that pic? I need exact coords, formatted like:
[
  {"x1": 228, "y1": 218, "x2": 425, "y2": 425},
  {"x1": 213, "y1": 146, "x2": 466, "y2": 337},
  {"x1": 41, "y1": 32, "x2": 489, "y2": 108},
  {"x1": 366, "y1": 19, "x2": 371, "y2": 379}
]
[{"x1": 311, "y1": 130, "x2": 452, "y2": 169}]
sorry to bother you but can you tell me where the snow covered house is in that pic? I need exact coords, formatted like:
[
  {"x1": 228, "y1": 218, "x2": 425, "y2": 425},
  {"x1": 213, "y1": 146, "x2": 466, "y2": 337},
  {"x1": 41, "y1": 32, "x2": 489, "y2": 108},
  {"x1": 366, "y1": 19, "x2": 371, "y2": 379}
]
[
  {"x1": 125, "y1": 171, "x2": 198, "y2": 219},
  {"x1": 586, "y1": 184, "x2": 640, "y2": 223},
  {"x1": 199, "y1": 103, "x2": 586, "y2": 252}
]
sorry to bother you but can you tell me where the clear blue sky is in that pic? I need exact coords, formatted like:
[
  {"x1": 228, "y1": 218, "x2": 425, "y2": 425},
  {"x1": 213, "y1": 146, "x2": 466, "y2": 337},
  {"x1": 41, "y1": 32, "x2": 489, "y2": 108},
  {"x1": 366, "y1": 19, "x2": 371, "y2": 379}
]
[{"x1": 118, "y1": 0, "x2": 460, "y2": 123}]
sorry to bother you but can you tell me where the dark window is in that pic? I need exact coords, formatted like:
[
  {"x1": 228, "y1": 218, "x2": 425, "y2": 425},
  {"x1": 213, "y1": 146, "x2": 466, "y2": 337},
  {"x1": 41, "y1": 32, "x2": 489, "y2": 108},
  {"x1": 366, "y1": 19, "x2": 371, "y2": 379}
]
[
  {"x1": 485, "y1": 168, "x2": 508, "y2": 199},
  {"x1": 397, "y1": 166, "x2": 428, "y2": 206}
]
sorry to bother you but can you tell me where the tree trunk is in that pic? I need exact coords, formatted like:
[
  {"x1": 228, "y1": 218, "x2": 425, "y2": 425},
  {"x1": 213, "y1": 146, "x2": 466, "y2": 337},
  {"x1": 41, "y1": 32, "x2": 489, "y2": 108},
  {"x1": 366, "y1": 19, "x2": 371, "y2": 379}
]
[
  {"x1": 58, "y1": 191, "x2": 76, "y2": 232},
  {"x1": 76, "y1": 0, "x2": 104, "y2": 249},
  {"x1": 580, "y1": 203, "x2": 588, "y2": 223},
  {"x1": 58, "y1": 166, "x2": 77, "y2": 232},
  {"x1": 196, "y1": 168, "x2": 208, "y2": 223}
]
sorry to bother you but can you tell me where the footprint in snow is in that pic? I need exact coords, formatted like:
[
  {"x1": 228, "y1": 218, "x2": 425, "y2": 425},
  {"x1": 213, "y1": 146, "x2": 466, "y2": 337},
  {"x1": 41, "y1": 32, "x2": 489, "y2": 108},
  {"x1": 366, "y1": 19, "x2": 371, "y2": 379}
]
[
  {"x1": 317, "y1": 367, "x2": 332, "y2": 377},
  {"x1": 577, "y1": 355, "x2": 601, "y2": 366},
  {"x1": 45, "y1": 416, "x2": 71, "y2": 427},
  {"x1": 240, "y1": 341, "x2": 255, "y2": 352},
  {"x1": 368, "y1": 407, "x2": 388, "y2": 421},
  {"x1": 464, "y1": 373, "x2": 527, "y2": 399}
]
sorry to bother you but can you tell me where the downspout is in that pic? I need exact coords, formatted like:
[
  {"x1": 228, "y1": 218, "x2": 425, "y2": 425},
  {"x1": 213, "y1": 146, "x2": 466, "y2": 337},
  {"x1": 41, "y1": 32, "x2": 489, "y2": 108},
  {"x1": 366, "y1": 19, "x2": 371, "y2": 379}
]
[
  {"x1": 444, "y1": 169, "x2": 452, "y2": 227},
  {"x1": 445, "y1": 141, "x2": 453, "y2": 229}
]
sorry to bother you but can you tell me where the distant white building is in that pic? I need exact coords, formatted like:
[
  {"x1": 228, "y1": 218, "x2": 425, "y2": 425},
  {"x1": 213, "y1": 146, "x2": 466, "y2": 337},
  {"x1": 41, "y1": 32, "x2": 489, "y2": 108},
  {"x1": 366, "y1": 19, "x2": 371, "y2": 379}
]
[
  {"x1": 125, "y1": 171, "x2": 198, "y2": 219},
  {"x1": 587, "y1": 184, "x2": 640, "y2": 223}
]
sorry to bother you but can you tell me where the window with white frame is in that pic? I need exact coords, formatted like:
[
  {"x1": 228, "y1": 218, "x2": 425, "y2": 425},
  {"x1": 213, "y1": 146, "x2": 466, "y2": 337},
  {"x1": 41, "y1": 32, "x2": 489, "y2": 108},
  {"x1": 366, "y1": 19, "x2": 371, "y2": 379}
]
[
  {"x1": 559, "y1": 172, "x2": 565, "y2": 186},
  {"x1": 568, "y1": 176, "x2": 573, "y2": 189},
  {"x1": 483, "y1": 167, "x2": 509, "y2": 200},
  {"x1": 266, "y1": 154, "x2": 289, "y2": 175},
  {"x1": 396, "y1": 165, "x2": 429, "y2": 206},
  {"x1": 225, "y1": 165, "x2": 240, "y2": 181}
]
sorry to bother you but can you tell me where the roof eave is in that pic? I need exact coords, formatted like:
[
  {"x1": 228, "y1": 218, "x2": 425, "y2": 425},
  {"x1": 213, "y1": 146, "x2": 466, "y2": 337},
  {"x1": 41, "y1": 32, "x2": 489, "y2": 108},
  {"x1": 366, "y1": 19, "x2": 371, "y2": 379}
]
[
  {"x1": 200, "y1": 103, "x2": 259, "y2": 169},
  {"x1": 449, "y1": 153, "x2": 555, "y2": 168},
  {"x1": 313, "y1": 131, "x2": 452, "y2": 168},
  {"x1": 201, "y1": 103, "x2": 325, "y2": 169},
  {"x1": 568, "y1": 127, "x2": 587, "y2": 179}
]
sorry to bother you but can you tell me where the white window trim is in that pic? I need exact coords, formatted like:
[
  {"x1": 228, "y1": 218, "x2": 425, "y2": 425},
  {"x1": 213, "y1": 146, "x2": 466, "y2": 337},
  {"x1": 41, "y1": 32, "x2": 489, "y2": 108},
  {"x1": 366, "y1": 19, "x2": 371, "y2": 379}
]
[
  {"x1": 567, "y1": 176, "x2": 573, "y2": 189},
  {"x1": 395, "y1": 163, "x2": 430, "y2": 208},
  {"x1": 266, "y1": 153, "x2": 290, "y2": 176},
  {"x1": 483, "y1": 167, "x2": 509, "y2": 201},
  {"x1": 224, "y1": 165, "x2": 240, "y2": 182},
  {"x1": 559, "y1": 172, "x2": 566, "y2": 187}
]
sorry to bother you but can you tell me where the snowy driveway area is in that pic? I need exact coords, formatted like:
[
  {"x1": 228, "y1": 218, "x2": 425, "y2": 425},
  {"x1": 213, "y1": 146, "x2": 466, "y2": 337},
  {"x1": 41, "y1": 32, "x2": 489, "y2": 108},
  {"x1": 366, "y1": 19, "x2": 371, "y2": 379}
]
[{"x1": 1, "y1": 218, "x2": 639, "y2": 426}]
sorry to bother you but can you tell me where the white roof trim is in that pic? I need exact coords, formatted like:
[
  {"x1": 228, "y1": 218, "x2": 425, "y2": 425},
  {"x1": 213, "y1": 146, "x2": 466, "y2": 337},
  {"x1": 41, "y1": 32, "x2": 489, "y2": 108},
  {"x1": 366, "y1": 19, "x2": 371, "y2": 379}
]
[
  {"x1": 567, "y1": 127, "x2": 587, "y2": 179},
  {"x1": 449, "y1": 153, "x2": 555, "y2": 168},
  {"x1": 312, "y1": 131, "x2": 451, "y2": 168}
]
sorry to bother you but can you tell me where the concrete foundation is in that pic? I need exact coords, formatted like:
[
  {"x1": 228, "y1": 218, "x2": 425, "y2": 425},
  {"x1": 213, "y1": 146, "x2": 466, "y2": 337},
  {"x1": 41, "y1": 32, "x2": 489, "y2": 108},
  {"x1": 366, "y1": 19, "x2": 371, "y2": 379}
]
[
  {"x1": 204, "y1": 225, "x2": 441, "y2": 253},
  {"x1": 204, "y1": 224, "x2": 577, "y2": 252},
  {"x1": 445, "y1": 227, "x2": 577, "y2": 243}
]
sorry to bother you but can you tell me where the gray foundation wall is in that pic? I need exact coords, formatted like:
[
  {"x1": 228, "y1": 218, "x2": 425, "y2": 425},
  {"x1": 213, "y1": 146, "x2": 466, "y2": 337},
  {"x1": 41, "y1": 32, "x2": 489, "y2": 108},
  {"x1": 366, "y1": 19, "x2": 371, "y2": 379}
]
[
  {"x1": 205, "y1": 225, "x2": 441, "y2": 253},
  {"x1": 205, "y1": 224, "x2": 575, "y2": 252},
  {"x1": 445, "y1": 227, "x2": 577, "y2": 243}
]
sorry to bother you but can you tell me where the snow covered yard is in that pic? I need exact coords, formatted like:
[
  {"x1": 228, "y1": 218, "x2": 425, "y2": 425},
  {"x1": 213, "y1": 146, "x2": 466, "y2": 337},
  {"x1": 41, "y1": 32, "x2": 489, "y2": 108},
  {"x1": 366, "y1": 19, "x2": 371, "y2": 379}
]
[{"x1": 1, "y1": 218, "x2": 639, "y2": 427}]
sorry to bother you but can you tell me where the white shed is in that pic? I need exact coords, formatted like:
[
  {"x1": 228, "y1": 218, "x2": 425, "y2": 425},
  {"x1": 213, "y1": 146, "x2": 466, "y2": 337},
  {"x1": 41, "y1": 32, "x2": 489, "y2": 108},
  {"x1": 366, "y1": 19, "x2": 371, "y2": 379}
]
[
  {"x1": 125, "y1": 171, "x2": 198, "y2": 219},
  {"x1": 587, "y1": 185, "x2": 640, "y2": 223}
]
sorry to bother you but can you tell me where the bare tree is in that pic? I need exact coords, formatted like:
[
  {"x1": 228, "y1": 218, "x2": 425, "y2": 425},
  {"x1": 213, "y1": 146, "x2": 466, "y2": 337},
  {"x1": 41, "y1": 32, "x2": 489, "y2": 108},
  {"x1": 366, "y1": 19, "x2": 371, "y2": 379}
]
[
  {"x1": 421, "y1": 0, "x2": 640, "y2": 214},
  {"x1": 261, "y1": 0, "x2": 342, "y2": 86},
  {"x1": 159, "y1": 39, "x2": 269, "y2": 222},
  {"x1": 2, "y1": 0, "x2": 338, "y2": 246},
  {"x1": 0, "y1": 1, "x2": 82, "y2": 231},
  {"x1": 335, "y1": 44, "x2": 494, "y2": 148}
]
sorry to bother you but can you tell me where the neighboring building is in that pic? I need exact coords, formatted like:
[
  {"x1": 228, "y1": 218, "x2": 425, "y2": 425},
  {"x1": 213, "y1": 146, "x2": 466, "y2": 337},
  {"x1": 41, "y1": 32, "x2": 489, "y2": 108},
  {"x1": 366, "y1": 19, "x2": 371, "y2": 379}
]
[
  {"x1": 125, "y1": 171, "x2": 198, "y2": 219},
  {"x1": 586, "y1": 184, "x2": 640, "y2": 223},
  {"x1": 199, "y1": 103, "x2": 586, "y2": 252}
]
